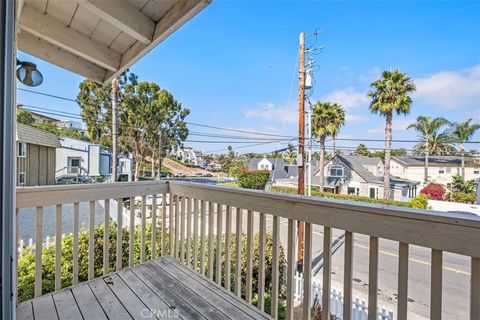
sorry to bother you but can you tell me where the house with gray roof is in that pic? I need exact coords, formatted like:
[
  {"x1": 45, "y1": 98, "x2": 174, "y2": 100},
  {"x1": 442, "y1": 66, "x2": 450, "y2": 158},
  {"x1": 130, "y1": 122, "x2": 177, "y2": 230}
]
[
  {"x1": 16, "y1": 123, "x2": 61, "y2": 186},
  {"x1": 314, "y1": 155, "x2": 419, "y2": 201},
  {"x1": 247, "y1": 157, "x2": 298, "y2": 181}
]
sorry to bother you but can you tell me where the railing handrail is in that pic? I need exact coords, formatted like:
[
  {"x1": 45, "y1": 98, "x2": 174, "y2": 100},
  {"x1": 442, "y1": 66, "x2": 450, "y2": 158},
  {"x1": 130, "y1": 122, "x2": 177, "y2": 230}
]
[
  {"x1": 16, "y1": 181, "x2": 169, "y2": 208},
  {"x1": 168, "y1": 181, "x2": 480, "y2": 258}
]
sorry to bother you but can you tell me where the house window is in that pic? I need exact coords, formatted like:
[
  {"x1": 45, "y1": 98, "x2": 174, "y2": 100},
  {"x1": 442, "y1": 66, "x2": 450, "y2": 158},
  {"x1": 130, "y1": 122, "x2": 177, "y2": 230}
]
[
  {"x1": 18, "y1": 172, "x2": 26, "y2": 185},
  {"x1": 369, "y1": 187, "x2": 378, "y2": 199},
  {"x1": 330, "y1": 165, "x2": 344, "y2": 177},
  {"x1": 260, "y1": 164, "x2": 269, "y2": 170},
  {"x1": 18, "y1": 142, "x2": 26, "y2": 157},
  {"x1": 438, "y1": 168, "x2": 444, "y2": 174},
  {"x1": 474, "y1": 168, "x2": 480, "y2": 175},
  {"x1": 445, "y1": 167, "x2": 451, "y2": 174},
  {"x1": 347, "y1": 187, "x2": 359, "y2": 195}
]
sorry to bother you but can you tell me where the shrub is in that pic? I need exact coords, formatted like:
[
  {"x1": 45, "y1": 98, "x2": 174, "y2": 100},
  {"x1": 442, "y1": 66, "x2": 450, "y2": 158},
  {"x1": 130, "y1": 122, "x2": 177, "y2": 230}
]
[
  {"x1": 452, "y1": 192, "x2": 477, "y2": 204},
  {"x1": 238, "y1": 169, "x2": 270, "y2": 190},
  {"x1": 17, "y1": 221, "x2": 287, "y2": 311},
  {"x1": 410, "y1": 194, "x2": 428, "y2": 209},
  {"x1": 270, "y1": 186, "x2": 413, "y2": 208},
  {"x1": 420, "y1": 183, "x2": 445, "y2": 200}
]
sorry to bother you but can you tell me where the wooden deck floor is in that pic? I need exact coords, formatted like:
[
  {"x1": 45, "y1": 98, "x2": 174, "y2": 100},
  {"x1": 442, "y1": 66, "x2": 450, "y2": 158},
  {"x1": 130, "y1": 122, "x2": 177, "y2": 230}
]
[{"x1": 16, "y1": 256, "x2": 272, "y2": 320}]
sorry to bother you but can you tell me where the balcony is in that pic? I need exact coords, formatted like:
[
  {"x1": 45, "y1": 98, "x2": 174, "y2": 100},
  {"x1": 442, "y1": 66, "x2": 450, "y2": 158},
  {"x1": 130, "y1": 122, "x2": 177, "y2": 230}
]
[{"x1": 14, "y1": 181, "x2": 480, "y2": 319}]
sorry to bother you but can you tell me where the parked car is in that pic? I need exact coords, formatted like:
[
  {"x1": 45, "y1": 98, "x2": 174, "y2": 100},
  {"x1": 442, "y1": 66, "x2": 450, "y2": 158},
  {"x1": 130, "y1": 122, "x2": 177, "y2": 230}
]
[
  {"x1": 193, "y1": 172, "x2": 203, "y2": 177},
  {"x1": 175, "y1": 172, "x2": 186, "y2": 177},
  {"x1": 203, "y1": 172, "x2": 213, "y2": 177}
]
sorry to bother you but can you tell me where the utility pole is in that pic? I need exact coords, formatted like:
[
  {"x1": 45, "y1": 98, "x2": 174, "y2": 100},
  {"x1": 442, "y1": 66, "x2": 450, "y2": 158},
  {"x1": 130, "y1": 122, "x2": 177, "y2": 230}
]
[
  {"x1": 297, "y1": 32, "x2": 306, "y2": 272},
  {"x1": 111, "y1": 78, "x2": 118, "y2": 182}
]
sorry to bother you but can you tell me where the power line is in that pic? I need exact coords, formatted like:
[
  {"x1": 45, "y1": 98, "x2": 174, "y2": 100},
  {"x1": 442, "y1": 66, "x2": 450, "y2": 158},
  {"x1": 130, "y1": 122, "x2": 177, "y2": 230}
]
[{"x1": 18, "y1": 88, "x2": 77, "y2": 102}]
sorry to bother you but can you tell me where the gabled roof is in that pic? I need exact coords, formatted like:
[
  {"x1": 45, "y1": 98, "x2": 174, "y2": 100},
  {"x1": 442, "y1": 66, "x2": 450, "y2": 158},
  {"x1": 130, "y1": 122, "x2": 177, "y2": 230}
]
[
  {"x1": 17, "y1": 0, "x2": 211, "y2": 83},
  {"x1": 393, "y1": 156, "x2": 477, "y2": 166},
  {"x1": 16, "y1": 123, "x2": 61, "y2": 148}
]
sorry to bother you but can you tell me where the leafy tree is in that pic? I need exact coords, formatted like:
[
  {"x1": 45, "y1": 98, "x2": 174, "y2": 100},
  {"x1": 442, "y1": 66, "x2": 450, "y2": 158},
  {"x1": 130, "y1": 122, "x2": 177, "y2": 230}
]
[
  {"x1": 368, "y1": 69, "x2": 416, "y2": 199},
  {"x1": 450, "y1": 119, "x2": 480, "y2": 177},
  {"x1": 312, "y1": 102, "x2": 345, "y2": 191},
  {"x1": 16, "y1": 108, "x2": 35, "y2": 125},
  {"x1": 451, "y1": 175, "x2": 478, "y2": 194},
  {"x1": 31, "y1": 122, "x2": 89, "y2": 141},
  {"x1": 356, "y1": 143, "x2": 369, "y2": 156}
]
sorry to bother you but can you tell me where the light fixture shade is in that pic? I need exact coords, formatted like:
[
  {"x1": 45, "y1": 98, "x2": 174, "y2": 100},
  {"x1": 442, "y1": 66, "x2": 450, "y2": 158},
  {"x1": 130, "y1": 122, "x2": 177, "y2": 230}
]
[{"x1": 16, "y1": 61, "x2": 43, "y2": 87}]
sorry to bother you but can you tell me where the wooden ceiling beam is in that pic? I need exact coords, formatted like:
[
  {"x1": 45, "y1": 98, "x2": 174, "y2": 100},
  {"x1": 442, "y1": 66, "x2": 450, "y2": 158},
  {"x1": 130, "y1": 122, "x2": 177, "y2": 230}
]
[
  {"x1": 18, "y1": 31, "x2": 106, "y2": 82},
  {"x1": 19, "y1": 6, "x2": 121, "y2": 72},
  {"x1": 78, "y1": 0, "x2": 155, "y2": 45}
]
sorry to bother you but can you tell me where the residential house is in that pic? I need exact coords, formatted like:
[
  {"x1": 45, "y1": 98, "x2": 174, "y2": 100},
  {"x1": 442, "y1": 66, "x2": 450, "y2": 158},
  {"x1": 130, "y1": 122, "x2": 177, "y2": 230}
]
[
  {"x1": 314, "y1": 155, "x2": 419, "y2": 201},
  {"x1": 57, "y1": 120, "x2": 87, "y2": 136},
  {"x1": 171, "y1": 146, "x2": 204, "y2": 167},
  {"x1": 247, "y1": 157, "x2": 300, "y2": 181},
  {"x1": 16, "y1": 123, "x2": 60, "y2": 186},
  {"x1": 390, "y1": 155, "x2": 480, "y2": 187},
  {"x1": 56, "y1": 137, "x2": 133, "y2": 181},
  {"x1": 17, "y1": 106, "x2": 60, "y2": 125}
]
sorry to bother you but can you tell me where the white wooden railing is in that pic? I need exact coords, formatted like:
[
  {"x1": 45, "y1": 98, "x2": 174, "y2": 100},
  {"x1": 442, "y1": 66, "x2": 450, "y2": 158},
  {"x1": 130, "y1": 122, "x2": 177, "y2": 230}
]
[{"x1": 15, "y1": 180, "x2": 480, "y2": 320}]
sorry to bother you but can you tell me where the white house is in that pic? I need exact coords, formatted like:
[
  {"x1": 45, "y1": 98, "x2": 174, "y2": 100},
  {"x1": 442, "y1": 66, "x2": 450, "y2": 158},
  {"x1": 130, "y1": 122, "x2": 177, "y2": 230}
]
[
  {"x1": 57, "y1": 120, "x2": 87, "y2": 136},
  {"x1": 56, "y1": 137, "x2": 132, "y2": 181},
  {"x1": 171, "y1": 146, "x2": 204, "y2": 167}
]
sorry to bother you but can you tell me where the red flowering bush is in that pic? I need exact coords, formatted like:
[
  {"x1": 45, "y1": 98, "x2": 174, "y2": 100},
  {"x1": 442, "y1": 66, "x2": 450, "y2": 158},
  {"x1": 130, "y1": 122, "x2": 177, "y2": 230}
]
[{"x1": 420, "y1": 183, "x2": 445, "y2": 200}]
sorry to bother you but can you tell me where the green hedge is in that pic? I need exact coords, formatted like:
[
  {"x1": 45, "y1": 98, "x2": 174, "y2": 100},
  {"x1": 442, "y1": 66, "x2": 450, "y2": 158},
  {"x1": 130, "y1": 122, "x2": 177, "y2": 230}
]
[
  {"x1": 238, "y1": 169, "x2": 270, "y2": 190},
  {"x1": 17, "y1": 221, "x2": 287, "y2": 317},
  {"x1": 270, "y1": 186, "x2": 414, "y2": 208},
  {"x1": 452, "y1": 192, "x2": 477, "y2": 204}
]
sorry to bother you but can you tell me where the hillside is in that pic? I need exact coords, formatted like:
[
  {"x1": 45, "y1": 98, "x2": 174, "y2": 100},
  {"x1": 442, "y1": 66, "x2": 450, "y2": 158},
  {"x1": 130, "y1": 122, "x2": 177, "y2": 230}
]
[{"x1": 163, "y1": 157, "x2": 213, "y2": 176}]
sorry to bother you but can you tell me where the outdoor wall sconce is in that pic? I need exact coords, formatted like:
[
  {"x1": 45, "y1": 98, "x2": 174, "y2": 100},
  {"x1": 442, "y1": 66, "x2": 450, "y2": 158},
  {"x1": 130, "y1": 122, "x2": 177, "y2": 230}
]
[{"x1": 16, "y1": 59, "x2": 43, "y2": 87}]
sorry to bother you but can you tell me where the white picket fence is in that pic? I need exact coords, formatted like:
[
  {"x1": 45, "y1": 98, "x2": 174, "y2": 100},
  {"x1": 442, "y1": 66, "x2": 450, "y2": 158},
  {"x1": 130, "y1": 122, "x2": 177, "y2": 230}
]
[
  {"x1": 17, "y1": 234, "x2": 68, "y2": 258},
  {"x1": 294, "y1": 272, "x2": 394, "y2": 320}
]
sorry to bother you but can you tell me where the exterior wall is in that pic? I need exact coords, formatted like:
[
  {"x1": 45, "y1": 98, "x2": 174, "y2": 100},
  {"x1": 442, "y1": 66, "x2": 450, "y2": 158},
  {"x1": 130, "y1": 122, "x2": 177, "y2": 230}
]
[
  {"x1": 88, "y1": 145, "x2": 101, "y2": 176},
  {"x1": 258, "y1": 158, "x2": 272, "y2": 171},
  {"x1": 17, "y1": 142, "x2": 56, "y2": 186},
  {"x1": 56, "y1": 147, "x2": 88, "y2": 172}
]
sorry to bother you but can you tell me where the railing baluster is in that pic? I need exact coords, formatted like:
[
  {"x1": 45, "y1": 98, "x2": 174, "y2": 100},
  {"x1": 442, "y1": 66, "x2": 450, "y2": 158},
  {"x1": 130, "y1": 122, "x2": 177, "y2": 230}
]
[
  {"x1": 397, "y1": 242, "x2": 409, "y2": 320},
  {"x1": 55, "y1": 204, "x2": 62, "y2": 291},
  {"x1": 271, "y1": 215, "x2": 280, "y2": 319},
  {"x1": 169, "y1": 194, "x2": 174, "y2": 256},
  {"x1": 175, "y1": 195, "x2": 180, "y2": 259},
  {"x1": 161, "y1": 193, "x2": 166, "y2": 257},
  {"x1": 303, "y1": 221, "x2": 312, "y2": 320},
  {"x1": 200, "y1": 199, "x2": 206, "y2": 275},
  {"x1": 322, "y1": 226, "x2": 332, "y2": 320},
  {"x1": 471, "y1": 257, "x2": 480, "y2": 320},
  {"x1": 368, "y1": 236, "x2": 379, "y2": 320},
  {"x1": 35, "y1": 206, "x2": 43, "y2": 297},
  {"x1": 151, "y1": 194, "x2": 157, "y2": 260},
  {"x1": 225, "y1": 205, "x2": 232, "y2": 292},
  {"x1": 208, "y1": 201, "x2": 215, "y2": 279},
  {"x1": 140, "y1": 195, "x2": 146, "y2": 263},
  {"x1": 186, "y1": 197, "x2": 192, "y2": 268},
  {"x1": 73, "y1": 202, "x2": 79, "y2": 284},
  {"x1": 179, "y1": 196, "x2": 185, "y2": 263},
  {"x1": 116, "y1": 198, "x2": 122, "y2": 271},
  {"x1": 193, "y1": 198, "x2": 199, "y2": 271},
  {"x1": 246, "y1": 210, "x2": 254, "y2": 303},
  {"x1": 129, "y1": 196, "x2": 135, "y2": 267},
  {"x1": 286, "y1": 218, "x2": 295, "y2": 320},
  {"x1": 344, "y1": 231, "x2": 354, "y2": 320},
  {"x1": 235, "y1": 207, "x2": 243, "y2": 297},
  {"x1": 88, "y1": 201, "x2": 95, "y2": 280},
  {"x1": 216, "y1": 203, "x2": 223, "y2": 284},
  {"x1": 258, "y1": 212, "x2": 266, "y2": 310},
  {"x1": 103, "y1": 199, "x2": 110, "y2": 275},
  {"x1": 431, "y1": 249, "x2": 443, "y2": 319}
]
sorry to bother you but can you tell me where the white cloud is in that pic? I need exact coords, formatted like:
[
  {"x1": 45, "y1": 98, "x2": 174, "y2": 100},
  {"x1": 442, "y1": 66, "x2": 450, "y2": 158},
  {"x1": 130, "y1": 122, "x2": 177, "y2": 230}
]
[
  {"x1": 323, "y1": 87, "x2": 369, "y2": 110},
  {"x1": 244, "y1": 102, "x2": 297, "y2": 124},
  {"x1": 415, "y1": 65, "x2": 480, "y2": 109},
  {"x1": 345, "y1": 113, "x2": 368, "y2": 124},
  {"x1": 368, "y1": 118, "x2": 414, "y2": 134}
]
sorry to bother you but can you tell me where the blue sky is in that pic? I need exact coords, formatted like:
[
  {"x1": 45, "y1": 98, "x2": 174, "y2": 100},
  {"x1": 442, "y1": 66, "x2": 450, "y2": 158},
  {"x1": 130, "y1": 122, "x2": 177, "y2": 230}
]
[{"x1": 18, "y1": 0, "x2": 480, "y2": 154}]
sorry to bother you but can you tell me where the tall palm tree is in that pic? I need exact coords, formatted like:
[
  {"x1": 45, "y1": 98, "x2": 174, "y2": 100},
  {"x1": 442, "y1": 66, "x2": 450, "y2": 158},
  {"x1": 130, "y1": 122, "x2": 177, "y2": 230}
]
[
  {"x1": 368, "y1": 69, "x2": 416, "y2": 200},
  {"x1": 407, "y1": 116, "x2": 452, "y2": 183},
  {"x1": 451, "y1": 119, "x2": 480, "y2": 177},
  {"x1": 312, "y1": 102, "x2": 345, "y2": 192}
]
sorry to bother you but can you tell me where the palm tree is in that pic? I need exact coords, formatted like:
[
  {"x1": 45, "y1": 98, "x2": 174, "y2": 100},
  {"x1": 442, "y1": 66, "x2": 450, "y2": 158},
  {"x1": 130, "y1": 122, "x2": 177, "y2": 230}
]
[
  {"x1": 407, "y1": 116, "x2": 453, "y2": 183},
  {"x1": 368, "y1": 69, "x2": 416, "y2": 200},
  {"x1": 312, "y1": 102, "x2": 345, "y2": 192},
  {"x1": 451, "y1": 119, "x2": 480, "y2": 177}
]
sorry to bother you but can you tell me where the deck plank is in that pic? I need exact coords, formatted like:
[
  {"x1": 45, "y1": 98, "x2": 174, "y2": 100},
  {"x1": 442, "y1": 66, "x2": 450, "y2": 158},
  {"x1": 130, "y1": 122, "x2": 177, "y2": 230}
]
[
  {"x1": 143, "y1": 261, "x2": 226, "y2": 320},
  {"x1": 89, "y1": 278, "x2": 132, "y2": 319},
  {"x1": 16, "y1": 302, "x2": 33, "y2": 320},
  {"x1": 131, "y1": 264, "x2": 206, "y2": 320},
  {"x1": 32, "y1": 295, "x2": 58, "y2": 320},
  {"x1": 71, "y1": 283, "x2": 108, "y2": 320},
  {"x1": 52, "y1": 289, "x2": 83, "y2": 320},
  {"x1": 153, "y1": 258, "x2": 256, "y2": 319},
  {"x1": 103, "y1": 273, "x2": 154, "y2": 320},
  {"x1": 161, "y1": 256, "x2": 271, "y2": 320}
]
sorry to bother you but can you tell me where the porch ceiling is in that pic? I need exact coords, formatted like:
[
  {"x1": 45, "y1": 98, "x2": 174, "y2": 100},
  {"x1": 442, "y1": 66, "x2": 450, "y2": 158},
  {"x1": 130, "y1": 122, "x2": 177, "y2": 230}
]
[{"x1": 16, "y1": 0, "x2": 210, "y2": 83}]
